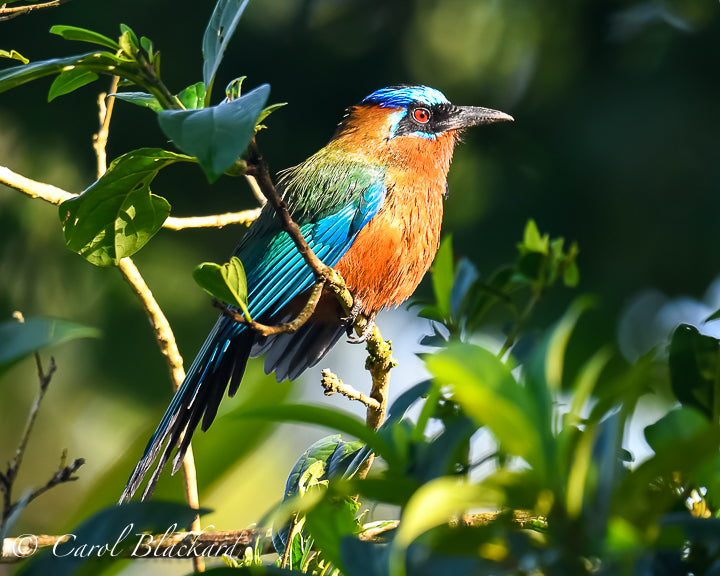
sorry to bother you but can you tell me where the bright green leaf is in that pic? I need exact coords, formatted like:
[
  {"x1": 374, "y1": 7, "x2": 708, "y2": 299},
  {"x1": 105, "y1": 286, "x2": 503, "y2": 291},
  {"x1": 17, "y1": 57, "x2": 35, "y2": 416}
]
[
  {"x1": 193, "y1": 256, "x2": 250, "y2": 316},
  {"x1": 158, "y1": 84, "x2": 269, "y2": 182},
  {"x1": 59, "y1": 148, "x2": 192, "y2": 266},
  {"x1": 202, "y1": 0, "x2": 251, "y2": 103},
  {"x1": 0, "y1": 49, "x2": 29, "y2": 64},
  {"x1": 50, "y1": 25, "x2": 121, "y2": 51},
  {"x1": 521, "y1": 219, "x2": 548, "y2": 254},
  {"x1": 388, "y1": 476, "x2": 504, "y2": 576},
  {"x1": 0, "y1": 317, "x2": 100, "y2": 373},
  {"x1": 177, "y1": 81, "x2": 207, "y2": 109},
  {"x1": 47, "y1": 67, "x2": 99, "y2": 102},
  {"x1": 425, "y1": 343, "x2": 542, "y2": 468}
]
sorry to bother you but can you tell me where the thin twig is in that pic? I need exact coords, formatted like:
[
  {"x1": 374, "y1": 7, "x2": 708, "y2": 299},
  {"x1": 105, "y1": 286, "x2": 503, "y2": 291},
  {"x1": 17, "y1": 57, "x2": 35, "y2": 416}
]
[
  {"x1": 0, "y1": 355, "x2": 84, "y2": 531},
  {"x1": 0, "y1": 0, "x2": 70, "y2": 21},
  {"x1": 92, "y1": 77, "x2": 119, "y2": 177},
  {"x1": 320, "y1": 369, "x2": 380, "y2": 410},
  {"x1": 213, "y1": 281, "x2": 325, "y2": 337}
]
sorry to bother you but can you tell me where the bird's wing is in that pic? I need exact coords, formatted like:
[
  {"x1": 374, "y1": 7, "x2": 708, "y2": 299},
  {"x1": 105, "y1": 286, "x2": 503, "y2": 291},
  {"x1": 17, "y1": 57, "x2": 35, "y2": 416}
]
[
  {"x1": 237, "y1": 160, "x2": 387, "y2": 319},
  {"x1": 120, "y1": 161, "x2": 386, "y2": 502}
]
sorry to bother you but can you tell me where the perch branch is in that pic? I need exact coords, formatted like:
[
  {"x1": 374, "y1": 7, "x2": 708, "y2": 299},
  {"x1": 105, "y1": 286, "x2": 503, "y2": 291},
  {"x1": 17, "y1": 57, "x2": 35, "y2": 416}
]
[
  {"x1": 0, "y1": 0, "x2": 70, "y2": 21},
  {"x1": 213, "y1": 281, "x2": 325, "y2": 337},
  {"x1": 244, "y1": 138, "x2": 395, "y2": 433}
]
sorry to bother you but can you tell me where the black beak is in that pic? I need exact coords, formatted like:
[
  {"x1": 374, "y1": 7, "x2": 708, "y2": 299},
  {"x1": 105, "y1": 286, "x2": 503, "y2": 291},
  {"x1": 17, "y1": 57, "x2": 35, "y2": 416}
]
[{"x1": 438, "y1": 105, "x2": 514, "y2": 132}]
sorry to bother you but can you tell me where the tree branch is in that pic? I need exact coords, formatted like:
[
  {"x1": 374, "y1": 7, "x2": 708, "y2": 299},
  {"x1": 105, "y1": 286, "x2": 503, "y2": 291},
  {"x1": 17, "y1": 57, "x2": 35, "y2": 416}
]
[
  {"x1": 164, "y1": 209, "x2": 262, "y2": 230},
  {"x1": 0, "y1": 0, "x2": 70, "y2": 21},
  {"x1": 244, "y1": 137, "x2": 395, "y2": 433},
  {"x1": 320, "y1": 369, "x2": 380, "y2": 410},
  {"x1": 213, "y1": 280, "x2": 325, "y2": 337}
]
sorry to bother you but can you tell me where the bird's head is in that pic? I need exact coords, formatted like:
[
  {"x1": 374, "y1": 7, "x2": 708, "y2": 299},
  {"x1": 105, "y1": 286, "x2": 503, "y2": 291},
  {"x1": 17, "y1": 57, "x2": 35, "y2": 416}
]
[{"x1": 332, "y1": 85, "x2": 513, "y2": 169}]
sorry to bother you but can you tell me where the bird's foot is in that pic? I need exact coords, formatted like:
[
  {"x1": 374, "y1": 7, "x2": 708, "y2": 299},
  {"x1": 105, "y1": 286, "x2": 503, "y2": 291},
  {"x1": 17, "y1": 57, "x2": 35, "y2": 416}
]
[
  {"x1": 343, "y1": 300, "x2": 375, "y2": 343},
  {"x1": 347, "y1": 318, "x2": 376, "y2": 343}
]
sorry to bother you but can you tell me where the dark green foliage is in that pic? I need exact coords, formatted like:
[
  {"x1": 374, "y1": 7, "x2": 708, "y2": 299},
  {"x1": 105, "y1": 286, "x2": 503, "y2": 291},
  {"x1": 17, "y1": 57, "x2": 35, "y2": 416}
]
[{"x1": 157, "y1": 84, "x2": 270, "y2": 182}]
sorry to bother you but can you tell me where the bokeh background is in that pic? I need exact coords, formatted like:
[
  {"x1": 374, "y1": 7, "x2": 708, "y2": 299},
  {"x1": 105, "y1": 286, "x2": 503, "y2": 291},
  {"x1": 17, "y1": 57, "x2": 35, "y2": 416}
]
[{"x1": 1, "y1": 0, "x2": 719, "y2": 573}]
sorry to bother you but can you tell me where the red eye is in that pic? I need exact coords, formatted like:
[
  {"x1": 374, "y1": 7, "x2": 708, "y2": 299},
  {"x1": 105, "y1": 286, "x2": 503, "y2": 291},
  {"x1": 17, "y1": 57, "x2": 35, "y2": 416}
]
[{"x1": 413, "y1": 107, "x2": 431, "y2": 123}]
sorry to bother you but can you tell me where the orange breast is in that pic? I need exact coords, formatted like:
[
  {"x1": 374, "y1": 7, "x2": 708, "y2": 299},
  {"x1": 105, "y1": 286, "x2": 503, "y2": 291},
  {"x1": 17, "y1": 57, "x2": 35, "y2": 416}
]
[{"x1": 331, "y1": 118, "x2": 459, "y2": 317}]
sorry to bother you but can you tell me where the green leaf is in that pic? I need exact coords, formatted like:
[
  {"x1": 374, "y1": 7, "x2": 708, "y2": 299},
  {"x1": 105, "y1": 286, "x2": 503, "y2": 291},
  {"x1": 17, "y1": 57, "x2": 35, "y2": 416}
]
[
  {"x1": 59, "y1": 148, "x2": 192, "y2": 266},
  {"x1": 644, "y1": 407, "x2": 709, "y2": 454},
  {"x1": 0, "y1": 51, "x2": 125, "y2": 95},
  {"x1": 0, "y1": 317, "x2": 100, "y2": 373},
  {"x1": 177, "y1": 81, "x2": 207, "y2": 109},
  {"x1": 158, "y1": 84, "x2": 269, "y2": 182},
  {"x1": 425, "y1": 343, "x2": 542, "y2": 470},
  {"x1": 0, "y1": 49, "x2": 29, "y2": 64},
  {"x1": 432, "y1": 235, "x2": 454, "y2": 319},
  {"x1": 669, "y1": 324, "x2": 718, "y2": 418},
  {"x1": 193, "y1": 256, "x2": 250, "y2": 316},
  {"x1": 255, "y1": 102, "x2": 287, "y2": 130},
  {"x1": 50, "y1": 25, "x2": 121, "y2": 51},
  {"x1": 202, "y1": 0, "x2": 251, "y2": 103},
  {"x1": 225, "y1": 75, "x2": 246, "y2": 101},
  {"x1": 47, "y1": 68, "x2": 99, "y2": 102},
  {"x1": 112, "y1": 91, "x2": 163, "y2": 112},
  {"x1": 388, "y1": 476, "x2": 505, "y2": 576},
  {"x1": 521, "y1": 219, "x2": 548, "y2": 254}
]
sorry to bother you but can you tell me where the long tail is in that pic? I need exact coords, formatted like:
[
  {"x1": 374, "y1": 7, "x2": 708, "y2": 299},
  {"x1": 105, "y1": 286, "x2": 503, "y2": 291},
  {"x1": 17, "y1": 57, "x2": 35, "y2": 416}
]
[
  {"x1": 120, "y1": 316, "x2": 254, "y2": 502},
  {"x1": 120, "y1": 314, "x2": 345, "y2": 502}
]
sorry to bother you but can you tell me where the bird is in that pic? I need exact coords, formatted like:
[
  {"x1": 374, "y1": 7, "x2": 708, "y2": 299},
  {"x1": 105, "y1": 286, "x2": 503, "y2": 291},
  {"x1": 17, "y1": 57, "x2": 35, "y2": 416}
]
[{"x1": 120, "y1": 85, "x2": 513, "y2": 502}]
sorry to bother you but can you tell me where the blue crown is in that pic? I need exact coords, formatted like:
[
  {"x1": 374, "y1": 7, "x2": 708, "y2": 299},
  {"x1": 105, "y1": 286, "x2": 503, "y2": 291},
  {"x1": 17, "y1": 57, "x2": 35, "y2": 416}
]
[{"x1": 361, "y1": 85, "x2": 450, "y2": 109}]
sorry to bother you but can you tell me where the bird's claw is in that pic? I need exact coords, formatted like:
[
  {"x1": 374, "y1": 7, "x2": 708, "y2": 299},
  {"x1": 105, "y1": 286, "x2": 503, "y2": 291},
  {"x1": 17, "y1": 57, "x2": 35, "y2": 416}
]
[
  {"x1": 343, "y1": 300, "x2": 374, "y2": 343},
  {"x1": 347, "y1": 319, "x2": 375, "y2": 344}
]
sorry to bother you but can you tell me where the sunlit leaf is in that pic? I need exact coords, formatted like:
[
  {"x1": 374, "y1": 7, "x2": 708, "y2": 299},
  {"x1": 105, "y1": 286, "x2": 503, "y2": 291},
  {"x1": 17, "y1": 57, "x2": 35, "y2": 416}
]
[
  {"x1": 425, "y1": 343, "x2": 541, "y2": 468},
  {"x1": 0, "y1": 49, "x2": 29, "y2": 64},
  {"x1": 432, "y1": 235, "x2": 454, "y2": 319},
  {"x1": 59, "y1": 148, "x2": 192, "y2": 266},
  {"x1": 193, "y1": 256, "x2": 250, "y2": 316},
  {"x1": 158, "y1": 84, "x2": 269, "y2": 182},
  {"x1": 47, "y1": 67, "x2": 99, "y2": 102},
  {"x1": 50, "y1": 25, "x2": 121, "y2": 51},
  {"x1": 388, "y1": 476, "x2": 504, "y2": 576},
  {"x1": 0, "y1": 317, "x2": 100, "y2": 373}
]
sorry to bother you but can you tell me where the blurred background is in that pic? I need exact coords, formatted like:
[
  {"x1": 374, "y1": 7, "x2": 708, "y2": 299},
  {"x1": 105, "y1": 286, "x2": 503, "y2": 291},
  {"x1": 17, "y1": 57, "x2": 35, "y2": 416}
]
[{"x1": 1, "y1": 0, "x2": 719, "y2": 573}]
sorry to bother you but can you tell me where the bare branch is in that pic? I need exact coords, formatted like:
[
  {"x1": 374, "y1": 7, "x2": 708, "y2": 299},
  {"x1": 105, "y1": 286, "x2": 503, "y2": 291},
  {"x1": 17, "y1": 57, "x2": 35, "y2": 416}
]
[
  {"x1": 320, "y1": 369, "x2": 380, "y2": 410},
  {"x1": 164, "y1": 209, "x2": 261, "y2": 230},
  {"x1": 0, "y1": 167, "x2": 74, "y2": 205},
  {"x1": 93, "y1": 77, "x2": 119, "y2": 179},
  {"x1": 0, "y1": 0, "x2": 70, "y2": 21}
]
